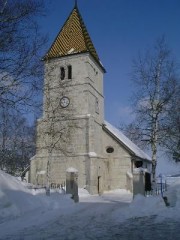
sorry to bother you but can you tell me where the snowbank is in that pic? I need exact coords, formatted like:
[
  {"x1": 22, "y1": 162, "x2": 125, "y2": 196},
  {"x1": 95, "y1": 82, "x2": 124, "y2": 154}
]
[
  {"x1": 0, "y1": 170, "x2": 74, "y2": 221},
  {"x1": 112, "y1": 178, "x2": 180, "y2": 222},
  {"x1": 164, "y1": 178, "x2": 180, "y2": 208},
  {"x1": 1, "y1": 169, "x2": 180, "y2": 226},
  {"x1": 112, "y1": 194, "x2": 165, "y2": 222}
]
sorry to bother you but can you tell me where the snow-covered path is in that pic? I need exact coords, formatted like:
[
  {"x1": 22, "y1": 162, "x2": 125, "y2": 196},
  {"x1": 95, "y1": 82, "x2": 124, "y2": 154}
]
[
  {"x1": 1, "y1": 202, "x2": 180, "y2": 240},
  {"x1": 0, "y1": 191, "x2": 131, "y2": 239},
  {"x1": 1, "y1": 192, "x2": 180, "y2": 240},
  {"x1": 1, "y1": 171, "x2": 180, "y2": 240}
]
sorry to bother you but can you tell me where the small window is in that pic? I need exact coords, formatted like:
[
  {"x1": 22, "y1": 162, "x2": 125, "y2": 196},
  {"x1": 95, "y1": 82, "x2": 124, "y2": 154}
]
[
  {"x1": 106, "y1": 147, "x2": 114, "y2": 153},
  {"x1": 68, "y1": 65, "x2": 72, "y2": 79},
  {"x1": 60, "y1": 67, "x2": 65, "y2": 80},
  {"x1": 95, "y1": 97, "x2": 99, "y2": 114}
]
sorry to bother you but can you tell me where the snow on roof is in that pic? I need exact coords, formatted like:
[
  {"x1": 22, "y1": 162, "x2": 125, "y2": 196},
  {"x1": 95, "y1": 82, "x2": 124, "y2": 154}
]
[
  {"x1": 133, "y1": 168, "x2": 150, "y2": 173},
  {"x1": 103, "y1": 121, "x2": 151, "y2": 161}
]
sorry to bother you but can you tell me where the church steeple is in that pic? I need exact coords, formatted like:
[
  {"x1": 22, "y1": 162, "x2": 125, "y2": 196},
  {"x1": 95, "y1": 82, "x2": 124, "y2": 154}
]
[{"x1": 44, "y1": 4, "x2": 105, "y2": 71}]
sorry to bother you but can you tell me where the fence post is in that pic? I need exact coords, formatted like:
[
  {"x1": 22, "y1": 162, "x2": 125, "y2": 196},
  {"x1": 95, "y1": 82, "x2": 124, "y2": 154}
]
[{"x1": 160, "y1": 174, "x2": 163, "y2": 197}]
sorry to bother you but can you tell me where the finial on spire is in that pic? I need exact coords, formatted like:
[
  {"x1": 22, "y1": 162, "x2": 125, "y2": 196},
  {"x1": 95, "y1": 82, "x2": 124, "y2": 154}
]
[{"x1": 75, "y1": 0, "x2": 78, "y2": 8}]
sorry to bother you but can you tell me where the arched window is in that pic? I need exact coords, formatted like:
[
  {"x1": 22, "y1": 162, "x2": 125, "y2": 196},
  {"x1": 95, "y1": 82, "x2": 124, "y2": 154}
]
[
  {"x1": 60, "y1": 67, "x2": 65, "y2": 80},
  {"x1": 68, "y1": 65, "x2": 72, "y2": 79}
]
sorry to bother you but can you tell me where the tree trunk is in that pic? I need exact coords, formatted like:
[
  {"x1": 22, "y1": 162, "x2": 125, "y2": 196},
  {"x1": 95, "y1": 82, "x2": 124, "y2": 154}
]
[
  {"x1": 151, "y1": 115, "x2": 158, "y2": 194},
  {"x1": 46, "y1": 150, "x2": 52, "y2": 196}
]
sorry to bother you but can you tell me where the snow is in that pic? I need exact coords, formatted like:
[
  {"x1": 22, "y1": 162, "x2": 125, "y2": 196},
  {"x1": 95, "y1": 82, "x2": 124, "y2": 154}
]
[
  {"x1": 67, "y1": 48, "x2": 75, "y2": 54},
  {"x1": 112, "y1": 178, "x2": 180, "y2": 223},
  {"x1": 88, "y1": 152, "x2": 97, "y2": 157},
  {"x1": 126, "y1": 171, "x2": 133, "y2": 179},
  {"x1": 0, "y1": 170, "x2": 74, "y2": 220},
  {"x1": 157, "y1": 155, "x2": 180, "y2": 175},
  {"x1": 166, "y1": 176, "x2": 180, "y2": 185},
  {"x1": 133, "y1": 167, "x2": 149, "y2": 173},
  {"x1": 164, "y1": 178, "x2": 180, "y2": 208},
  {"x1": 112, "y1": 194, "x2": 166, "y2": 222},
  {"x1": 0, "y1": 170, "x2": 180, "y2": 239},
  {"x1": 66, "y1": 167, "x2": 78, "y2": 172},
  {"x1": 103, "y1": 121, "x2": 151, "y2": 161}
]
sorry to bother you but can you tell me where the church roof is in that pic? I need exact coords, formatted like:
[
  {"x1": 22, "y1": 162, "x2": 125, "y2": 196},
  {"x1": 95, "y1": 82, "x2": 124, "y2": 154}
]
[
  {"x1": 103, "y1": 121, "x2": 151, "y2": 161},
  {"x1": 44, "y1": 4, "x2": 104, "y2": 71}
]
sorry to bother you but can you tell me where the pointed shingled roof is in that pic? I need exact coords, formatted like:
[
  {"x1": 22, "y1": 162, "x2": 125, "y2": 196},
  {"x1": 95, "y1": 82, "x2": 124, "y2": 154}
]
[{"x1": 44, "y1": 5, "x2": 105, "y2": 71}]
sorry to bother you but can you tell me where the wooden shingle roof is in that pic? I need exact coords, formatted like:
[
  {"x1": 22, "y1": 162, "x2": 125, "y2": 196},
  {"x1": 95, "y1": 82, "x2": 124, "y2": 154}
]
[{"x1": 44, "y1": 5, "x2": 104, "y2": 71}]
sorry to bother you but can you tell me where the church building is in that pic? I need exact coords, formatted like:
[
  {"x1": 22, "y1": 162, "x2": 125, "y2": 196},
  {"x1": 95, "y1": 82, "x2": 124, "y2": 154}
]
[{"x1": 30, "y1": 3, "x2": 151, "y2": 194}]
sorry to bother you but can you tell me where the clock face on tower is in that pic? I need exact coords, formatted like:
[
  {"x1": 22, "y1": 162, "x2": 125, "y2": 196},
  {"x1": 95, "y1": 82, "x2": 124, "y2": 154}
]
[{"x1": 60, "y1": 96, "x2": 70, "y2": 108}]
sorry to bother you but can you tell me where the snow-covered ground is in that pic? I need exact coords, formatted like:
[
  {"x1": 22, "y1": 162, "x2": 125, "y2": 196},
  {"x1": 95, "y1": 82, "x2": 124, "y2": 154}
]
[{"x1": 0, "y1": 170, "x2": 180, "y2": 239}]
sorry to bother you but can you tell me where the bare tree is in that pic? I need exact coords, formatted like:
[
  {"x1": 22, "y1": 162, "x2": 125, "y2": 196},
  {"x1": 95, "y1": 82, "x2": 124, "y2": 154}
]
[
  {"x1": 35, "y1": 61, "x2": 79, "y2": 195},
  {"x1": 162, "y1": 85, "x2": 180, "y2": 161},
  {"x1": 0, "y1": 0, "x2": 47, "y2": 175},
  {"x1": 127, "y1": 37, "x2": 179, "y2": 185},
  {"x1": 0, "y1": 104, "x2": 35, "y2": 175},
  {"x1": 0, "y1": 0, "x2": 47, "y2": 110}
]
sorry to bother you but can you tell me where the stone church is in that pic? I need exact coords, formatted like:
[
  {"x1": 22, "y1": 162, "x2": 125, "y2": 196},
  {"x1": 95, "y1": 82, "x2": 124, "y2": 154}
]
[{"x1": 30, "y1": 3, "x2": 151, "y2": 194}]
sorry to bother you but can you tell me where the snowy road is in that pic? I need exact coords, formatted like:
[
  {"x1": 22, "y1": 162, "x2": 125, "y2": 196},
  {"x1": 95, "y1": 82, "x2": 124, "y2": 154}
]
[
  {"x1": 1, "y1": 170, "x2": 180, "y2": 240},
  {"x1": 1, "y1": 206, "x2": 180, "y2": 240},
  {"x1": 1, "y1": 192, "x2": 180, "y2": 240}
]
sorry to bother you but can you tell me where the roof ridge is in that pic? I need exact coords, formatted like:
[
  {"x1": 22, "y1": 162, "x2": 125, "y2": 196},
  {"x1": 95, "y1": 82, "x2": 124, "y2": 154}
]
[
  {"x1": 43, "y1": 5, "x2": 76, "y2": 60},
  {"x1": 74, "y1": 6, "x2": 100, "y2": 61}
]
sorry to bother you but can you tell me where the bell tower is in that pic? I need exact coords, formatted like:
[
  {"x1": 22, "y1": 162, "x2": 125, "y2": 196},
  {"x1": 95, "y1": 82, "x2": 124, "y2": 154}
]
[
  {"x1": 30, "y1": 3, "x2": 106, "y2": 193},
  {"x1": 43, "y1": 4, "x2": 105, "y2": 121}
]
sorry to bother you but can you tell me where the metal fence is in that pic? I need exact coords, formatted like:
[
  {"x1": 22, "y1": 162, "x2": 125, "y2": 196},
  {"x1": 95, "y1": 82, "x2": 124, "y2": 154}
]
[
  {"x1": 145, "y1": 180, "x2": 167, "y2": 196},
  {"x1": 155, "y1": 182, "x2": 167, "y2": 196}
]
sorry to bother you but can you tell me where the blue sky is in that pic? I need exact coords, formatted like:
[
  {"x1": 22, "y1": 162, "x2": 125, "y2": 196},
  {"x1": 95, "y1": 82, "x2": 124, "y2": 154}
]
[{"x1": 41, "y1": 0, "x2": 180, "y2": 127}]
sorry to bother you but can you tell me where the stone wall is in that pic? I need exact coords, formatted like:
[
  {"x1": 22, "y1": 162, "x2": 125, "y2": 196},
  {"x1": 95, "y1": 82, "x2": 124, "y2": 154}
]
[{"x1": 101, "y1": 130, "x2": 132, "y2": 190}]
